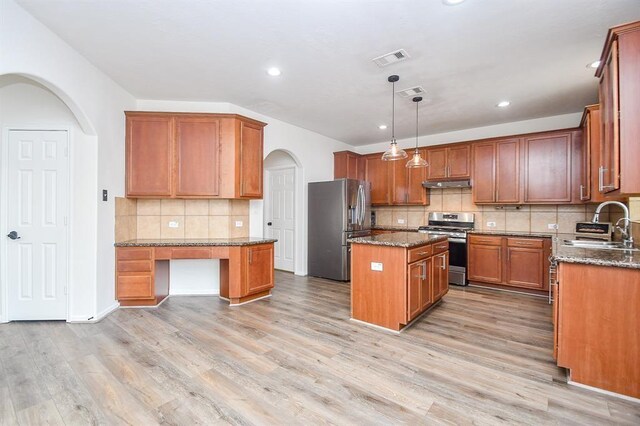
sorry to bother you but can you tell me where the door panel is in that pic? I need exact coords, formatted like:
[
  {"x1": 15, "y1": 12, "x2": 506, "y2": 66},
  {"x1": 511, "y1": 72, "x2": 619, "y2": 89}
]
[
  {"x1": 472, "y1": 142, "x2": 495, "y2": 203},
  {"x1": 523, "y1": 133, "x2": 572, "y2": 203},
  {"x1": 448, "y1": 145, "x2": 471, "y2": 178},
  {"x1": 506, "y1": 247, "x2": 545, "y2": 289},
  {"x1": 421, "y1": 258, "x2": 433, "y2": 310},
  {"x1": 175, "y1": 117, "x2": 220, "y2": 196},
  {"x1": 496, "y1": 139, "x2": 520, "y2": 203},
  {"x1": 8, "y1": 130, "x2": 69, "y2": 320},
  {"x1": 426, "y1": 148, "x2": 447, "y2": 180},
  {"x1": 239, "y1": 121, "x2": 263, "y2": 197},
  {"x1": 407, "y1": 262, "x2": 422, "y2": 321},
  {"x1": 364, "y1": 154, "x2": 389, "y2": 205},
  {"x1": 245, "y1": 245, "x2": 275, "y2": 295},
  {"x1": 267, "y1": 168, "x2": 295, "y2": 272},
  {"x1": 468, "y1": 244, "x2": 502, "y2": 283},
  {"x1": 406, "y1": 148, "x2": 428, "y2": 205},
  {"x1": 126, "y1": 115, "x2": 173, "y2": 196}
]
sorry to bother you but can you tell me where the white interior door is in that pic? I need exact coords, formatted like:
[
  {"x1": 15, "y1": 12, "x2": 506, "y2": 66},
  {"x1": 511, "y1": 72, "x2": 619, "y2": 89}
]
[
  {"x1": 266, "y1": 167, "x2": 295, "y2": 272},
  {"x1": 6, "y1": 130, "x2": 69, "y2": 320}
]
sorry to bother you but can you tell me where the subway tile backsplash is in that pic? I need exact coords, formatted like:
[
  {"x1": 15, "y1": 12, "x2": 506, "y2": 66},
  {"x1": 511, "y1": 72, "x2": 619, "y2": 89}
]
[
  {"x1": 115, "y1": 197, "x2": 249, "y2": 242},
  {"x1": 372, "y1": 188, "x2": 626, "y2": 238}
]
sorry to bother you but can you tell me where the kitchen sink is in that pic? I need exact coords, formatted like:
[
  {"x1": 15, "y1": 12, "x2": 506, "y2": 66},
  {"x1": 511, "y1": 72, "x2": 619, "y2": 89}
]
[{"x1": 562, "y1": 240, "x2": 639, "y2": 251}]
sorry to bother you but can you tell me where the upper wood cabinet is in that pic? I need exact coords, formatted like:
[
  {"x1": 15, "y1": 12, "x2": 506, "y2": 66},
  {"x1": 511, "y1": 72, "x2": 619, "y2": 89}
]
[
  {"x1": 596, "y1": 21, "x2": 640, "y2": 195},
  {"x1": 472, "y1": 138, "x2": 520, "y2": 204},
  {"x1": 334, "y1": 151, "x2": 364, "y2": 181},
  {"x1": 364, "y1": 153, "x2": 390, "y2": 205},
  {"x1": 522, "y1": 130, "x2": 582, "y2": 204},
  {"x1": 579, "y1": 105, "x2": 627, "y2": 203},
  {"x1": 125, "y1": 112, "x2": 266, "y2": 199},
  {"x1": 406, "y1": 148, "x2": 429, "y2": 205},
  {"x1": 426, "y1": 144, "x2": 470, "y2": 180},
  {"x1": 126, "y1": 114, "x2": 174, "y2": 197}
]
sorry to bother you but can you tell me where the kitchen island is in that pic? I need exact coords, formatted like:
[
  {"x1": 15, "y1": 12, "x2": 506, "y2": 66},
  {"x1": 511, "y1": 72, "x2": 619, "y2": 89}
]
[
  {"x1": 551, "y1": 245, "x2": 640, "y2": 399},
  {"x1": 349, "y1": 232, "x2": 449, "y2": 332},
  {"x1": 114, "y1": 238, "x2": 276, "y2": 307}
]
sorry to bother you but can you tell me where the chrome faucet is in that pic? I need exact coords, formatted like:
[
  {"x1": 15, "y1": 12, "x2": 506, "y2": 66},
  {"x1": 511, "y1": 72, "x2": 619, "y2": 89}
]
[{"x1": 592, "y1": 201, "x2": 634, "y2": 248}]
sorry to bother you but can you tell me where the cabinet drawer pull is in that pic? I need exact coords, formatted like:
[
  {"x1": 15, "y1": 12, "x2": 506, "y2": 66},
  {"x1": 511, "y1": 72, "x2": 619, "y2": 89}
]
[
  {"x1": 440, "y1": 254, "x2": 446, "y2": 270},
  {"x1": 420, "y1": 262, "x2": 426, "y2": 280},
  {"x1": 417, "y1": 251, "x2": 430, "y2": 255}
]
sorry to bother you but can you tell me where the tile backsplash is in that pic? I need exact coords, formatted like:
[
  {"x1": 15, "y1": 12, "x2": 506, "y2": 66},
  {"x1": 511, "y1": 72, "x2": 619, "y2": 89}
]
[
  {"x1": 373, "y1": 188, "x2": 627, "y2": 237},
  {"x1": 115, "y1": 197, "x2": 249, "y2": 242}
]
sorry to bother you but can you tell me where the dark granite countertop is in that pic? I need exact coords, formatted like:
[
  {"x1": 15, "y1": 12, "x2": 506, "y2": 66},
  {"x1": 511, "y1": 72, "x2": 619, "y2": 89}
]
[
  {"x1": 115, "y1": 237, "x2": 277, "y2": 247},
  {"x1": 551, "y1": 245, "x2": 640, "y2": 269},
  {"x1": 468, "y1": 230, "x2": 558, "y2": 239},
  {"x1": 349, "y1": 232, "x2": 447, "y2": 248},
  {"x1": 372, "y1": 226, "x2": 419, "y2": 232}
]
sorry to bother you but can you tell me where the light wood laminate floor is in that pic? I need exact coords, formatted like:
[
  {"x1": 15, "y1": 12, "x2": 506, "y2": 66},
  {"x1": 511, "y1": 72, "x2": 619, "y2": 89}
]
[{"x1": 1, "y1": 272, "x2": 639, "y2": 425}]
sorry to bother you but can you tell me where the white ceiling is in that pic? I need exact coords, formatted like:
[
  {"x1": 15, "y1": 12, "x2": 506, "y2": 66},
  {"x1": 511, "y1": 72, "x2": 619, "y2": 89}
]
[{"x1": 16, "y1": 0, "x2": 640, "y2": 146}]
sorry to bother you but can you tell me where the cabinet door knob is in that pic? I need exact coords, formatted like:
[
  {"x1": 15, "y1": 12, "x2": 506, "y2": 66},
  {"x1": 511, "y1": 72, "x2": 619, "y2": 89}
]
[{"x1": 267, "y1": 222, "x2": 272, "y2": 226}]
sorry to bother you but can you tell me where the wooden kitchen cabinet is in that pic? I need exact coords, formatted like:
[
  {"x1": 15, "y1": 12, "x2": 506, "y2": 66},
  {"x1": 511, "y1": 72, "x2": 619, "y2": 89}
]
[
  {"x1": 243, "y1": 243, "x2": 275, "y2": 296},
  {"x1": 467, "y1": 235, "x2": 503, "y2": 284},
  {"x1": 407, "y1": 261, "x2": 424, "y2": 321},
  {"x1": 596, "y1": 21, "x2": 640, "y2": 195},
  {"x1": 472, "y1": 138, "x2": 520, "y2": 204},
  {"x1": 432, "y1": 251, "x2": 449, "y2": 301},
  {"x1": 468, "y1": 234, "x2": 551, "y2": 294},
  {"x1": 364, "y1": 153, "x2": 389, "y2": 205},
  {"x1": 334, "y1": 151, "x2": 364, "y2": 180},
  {"x1": 523, "y1": 130, "x2": 582, "y2": 204},
  {"x1": 406, "y1": 148, "x2": 429, "y2": 205},
  {"x1": 126, "y1": 114, "x2": 174, "y2": 197},
  {"x1": 426, "y1": 144, "x2": 470, "y2": 180},
  {"x1": 125, "y1": 112, "x2": 266, "y2": 199}
]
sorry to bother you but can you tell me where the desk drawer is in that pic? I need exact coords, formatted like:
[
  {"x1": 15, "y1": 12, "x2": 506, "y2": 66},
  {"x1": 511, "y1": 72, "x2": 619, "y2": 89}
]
[
  {"x1": 170, "y1": 248, "x2": 212, "y2": 259},
  {"x1": 468, "y1": 235, "x2": 502, "y2": 246},
  {"x1": 117, "y1": 275, "x2": 153, "y2": 299},
  {"x1": 117, "y1": 247, "x2": 153, "y2": 260},
  {"x1": 408, "y1": 245, "x2": 432, "y2": 263},
  {"x1": 432, "y1": 240, "x2": 450, "y2": 255},
  {"x1": 117, "y1": 260, "x2": 152, "y2": 273},
  {"x1": 507, "y1": 238, "x2": 544, "y2": 248}
]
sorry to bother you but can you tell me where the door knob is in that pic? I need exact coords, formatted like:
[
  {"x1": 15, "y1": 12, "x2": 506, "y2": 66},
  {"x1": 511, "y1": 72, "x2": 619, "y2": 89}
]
[
  {"x1": 267, "y1": 222, "x2": 272, "y2": 226},
  {"x1": 7, "y1": 231, "x2": 20, "y2": 240}
]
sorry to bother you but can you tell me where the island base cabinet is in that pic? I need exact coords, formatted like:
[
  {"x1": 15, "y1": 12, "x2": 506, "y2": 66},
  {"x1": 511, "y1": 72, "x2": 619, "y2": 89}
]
[
  {"x1": 351, "y1": 241, "x2": 448, "y2": 332},
  {"x1": 557, "y1": 263, "x2": 640, "y2": 399}
]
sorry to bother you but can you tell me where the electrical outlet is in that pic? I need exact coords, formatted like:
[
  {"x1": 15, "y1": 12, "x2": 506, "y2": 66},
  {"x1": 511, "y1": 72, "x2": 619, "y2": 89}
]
[
  {"x1": 168, "y1": 221, "x2": 179, "y2": 228},
  {"x1": 235, "y1": 221, "x2": 243, "y2": 227},
  {"x1": 548, "y1": 223, "x2": 558, "y2": 230},
  {"x1": 487, "y1": 221, "x2": 496, "y2": 228},
  {"x1": 397, "y1": 218, "x2": 405, "y2": 224},
  {"x1": 370, "y1": 262, "x2": 383, "y2": 272}
]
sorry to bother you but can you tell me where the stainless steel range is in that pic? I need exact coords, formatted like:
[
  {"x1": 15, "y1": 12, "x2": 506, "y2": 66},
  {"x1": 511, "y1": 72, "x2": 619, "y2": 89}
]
[{"x1": 418, "y1": 212, "x2": 475, "y2": 286}]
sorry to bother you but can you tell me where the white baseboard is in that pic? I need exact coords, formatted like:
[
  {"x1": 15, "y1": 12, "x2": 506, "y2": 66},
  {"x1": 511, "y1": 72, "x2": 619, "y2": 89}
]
[
  {"x1": 67, "y1": 301, "x2": 120, "y2": 323},
  {"x1": 567, "y1": 377, "x2": 640, "y2": 403}
]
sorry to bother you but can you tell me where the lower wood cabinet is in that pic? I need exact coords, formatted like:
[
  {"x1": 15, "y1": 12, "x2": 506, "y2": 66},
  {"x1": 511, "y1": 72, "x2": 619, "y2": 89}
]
[
  {"x1": 116, "y1": 243, "x2": 275, "y2": 307},
  {"x1": 433, "y1": 251, "x2": 449, "y2": 300},
  {"x1": 468, "y1": 234, "x2": 551, "y2": 293}
]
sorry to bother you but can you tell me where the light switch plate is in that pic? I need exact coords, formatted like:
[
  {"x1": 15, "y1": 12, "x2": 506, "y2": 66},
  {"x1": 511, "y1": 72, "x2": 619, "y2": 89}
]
[
  {"x1": 168, "y1": 221, "x2": 179, "y2": 228},
  {"x1": 548, "y1": 223, "x2": 558, "y2": 230},
  {"x1": 371, "y1": 262, "x2": 383, "y2": 271},
  {"x1": 487, "y1": 221, "x2": 496, "y2": 228},
  {"x1": 235, "y1": 221, "x2": 243, "y2": 227},
  {"x1": 397, "y1": 219, "x2": 405, "y2": 224}
]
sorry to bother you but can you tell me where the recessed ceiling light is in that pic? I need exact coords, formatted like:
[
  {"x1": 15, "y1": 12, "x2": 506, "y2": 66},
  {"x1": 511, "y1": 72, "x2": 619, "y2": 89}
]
[
  {"x1": 442, "y1": 0, "x2": 466, "y2": 5},
  {"x1": 497, "y1": 101, "x2": 511, "y2": 108},
  {"x1": 587, "y1": 60, "x2": 601, "y2": 69},
  {"x1": 378, "y1": 125, "x2": 388, "y2": 130},
  {"x1": 267, "y1": 67, "x2": 281, "y2": 76}
]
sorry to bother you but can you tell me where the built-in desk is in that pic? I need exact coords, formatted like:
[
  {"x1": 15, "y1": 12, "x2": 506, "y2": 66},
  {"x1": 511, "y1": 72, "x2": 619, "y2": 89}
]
[{"x1": 114, "y1": 238, "x2": 277, "y2": 306}]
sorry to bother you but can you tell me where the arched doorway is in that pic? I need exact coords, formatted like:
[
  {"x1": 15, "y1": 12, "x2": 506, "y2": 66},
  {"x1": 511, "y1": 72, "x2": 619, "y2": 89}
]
[{"x1": 263, "y1": 150, "x2": 302, "y2": 273}]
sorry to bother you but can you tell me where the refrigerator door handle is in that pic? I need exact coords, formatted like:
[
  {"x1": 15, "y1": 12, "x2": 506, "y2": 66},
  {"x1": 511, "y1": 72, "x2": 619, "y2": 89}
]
[
  {"x1": 359, "y1": 185, "x2": 366, "y2": 226},
  {"x1": 354, "y1": 188, "x2": 361, "y2": 228}
]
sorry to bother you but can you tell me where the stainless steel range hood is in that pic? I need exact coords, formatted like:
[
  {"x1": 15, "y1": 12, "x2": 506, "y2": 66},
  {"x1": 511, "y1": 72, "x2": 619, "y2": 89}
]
[{"x1": 422, "y1": 180, "x2": 471, "y2": 189}]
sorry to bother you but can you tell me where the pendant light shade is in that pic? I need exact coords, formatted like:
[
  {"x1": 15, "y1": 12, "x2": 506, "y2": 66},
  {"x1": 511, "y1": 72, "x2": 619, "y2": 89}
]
[
  {"x1": 406, "y1": 96, "x2": 428, "y2": 168},
  {"x1": 381, "y1": 75, "x2": 408, "y2": 161}
]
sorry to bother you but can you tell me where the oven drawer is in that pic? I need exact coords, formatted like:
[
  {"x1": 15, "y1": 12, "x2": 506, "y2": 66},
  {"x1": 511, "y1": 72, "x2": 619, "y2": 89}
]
[
  {"x1": 507, "y1": 238, "x2": 544, "y2": 248},
  {"x1": 432, "y1": 240, "x2": 449, "y2": 254},
  {"x1": 408, "y1": 245, "x2": 433, "y2": 263},
  {"x1": 468, "y1": 235, "x2": 502, "y2": 246}
]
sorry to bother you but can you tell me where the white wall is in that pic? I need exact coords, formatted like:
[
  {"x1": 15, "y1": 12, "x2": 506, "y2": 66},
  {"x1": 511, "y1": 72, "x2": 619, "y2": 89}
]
[
  {"x1": 136, "y1": 99, "x2": 353, "y2": 275},
  {"x1": 0, "y1": 0, "x2": 136, "y2": 321},
  {"x1": 0, "y1": 76, "x2": 99, "y2": 321},
  {"x1": 355, "y1": 112, "x2": 583, "y2": 154}
]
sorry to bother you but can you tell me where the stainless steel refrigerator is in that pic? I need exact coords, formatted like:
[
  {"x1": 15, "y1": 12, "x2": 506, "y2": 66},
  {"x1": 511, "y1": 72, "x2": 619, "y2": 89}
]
[{"x1": 308, "y1": 179, "x2": 371, "y2": 281}]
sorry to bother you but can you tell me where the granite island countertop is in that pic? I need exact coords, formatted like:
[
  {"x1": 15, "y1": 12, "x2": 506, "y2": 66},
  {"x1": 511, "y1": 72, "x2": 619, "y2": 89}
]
[
  {"x1": 349, "y1": 232, "x2": 447, "y2": 248},
  {"x1": 372, "y1": 226, "x2": 419, "y2": 232},
  {"x1": 115, "y1": 237, "x2": 277, "y2": 247}
]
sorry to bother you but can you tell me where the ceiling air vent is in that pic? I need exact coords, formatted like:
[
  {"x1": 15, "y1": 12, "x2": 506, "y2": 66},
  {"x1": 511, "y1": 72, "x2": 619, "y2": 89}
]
[
  {"x1": 372, "y1": 49, "x2": 410, "y2": 67},
  {"x1": 397, "y1": 86, "x2": 426, "y2": 98}
]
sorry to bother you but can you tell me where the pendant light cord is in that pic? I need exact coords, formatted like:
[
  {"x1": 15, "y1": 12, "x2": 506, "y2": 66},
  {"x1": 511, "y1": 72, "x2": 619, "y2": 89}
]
[
  {"x1": 391, "y1": 80, "x2": 395, "y2": 142},
  {"x1": 415, "y1": 99, "x2": 419, "y2": 149}
]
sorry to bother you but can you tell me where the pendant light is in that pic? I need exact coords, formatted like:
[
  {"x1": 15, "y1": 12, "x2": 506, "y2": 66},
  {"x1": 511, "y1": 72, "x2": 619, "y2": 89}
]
[
  {"x1": 381, "y1": 75, "x2": 408, "y2": 161},
  {"x1": 406, "y1": 96, "x2": 428, "y2": 168}
]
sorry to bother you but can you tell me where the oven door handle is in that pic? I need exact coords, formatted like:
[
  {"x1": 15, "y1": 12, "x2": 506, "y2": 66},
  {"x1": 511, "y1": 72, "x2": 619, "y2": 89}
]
[{"x1": 448, "y1": 238, "x2": 467, "y2": 243}]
